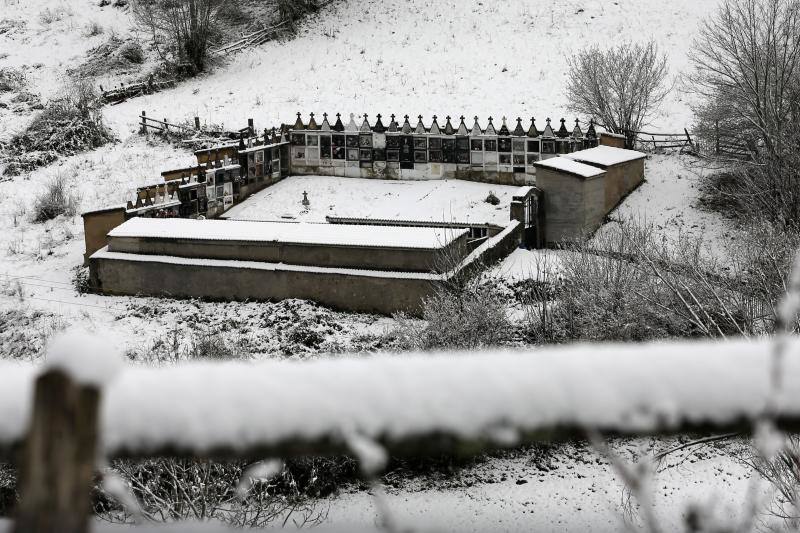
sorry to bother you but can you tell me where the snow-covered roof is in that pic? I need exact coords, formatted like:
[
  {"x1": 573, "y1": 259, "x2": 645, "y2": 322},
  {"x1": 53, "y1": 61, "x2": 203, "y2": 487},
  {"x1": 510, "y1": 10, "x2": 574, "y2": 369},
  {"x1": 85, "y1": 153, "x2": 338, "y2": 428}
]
[
  {"x1": 565, "y1": 145, "x2": 646, "y2": 167},
  {"x1": 108, "y1": 218, "x2": 468, "y2": 250},
  {"x1": 533, "y1": 157, "x2": 606, "y2": 179},
  {"x1": 512, "y1": 186, "x2": 535, "y2": 199}
]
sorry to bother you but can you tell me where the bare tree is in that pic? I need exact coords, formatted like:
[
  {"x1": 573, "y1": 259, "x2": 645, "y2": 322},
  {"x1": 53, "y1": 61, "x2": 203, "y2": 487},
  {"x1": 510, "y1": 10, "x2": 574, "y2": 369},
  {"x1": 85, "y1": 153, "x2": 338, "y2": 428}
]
[
  {"x1": 689, "y1": 0, "x2": 800, "y2": 227},
  {"x1": 566, "y1": 40, "x2": 671, "y2": 148},
  {"x1": 690, "y1": 0, "x2": 800, "y2": 160},
  {"x1": 131, "y1": 0, "x2": 226, "y2": 74}
]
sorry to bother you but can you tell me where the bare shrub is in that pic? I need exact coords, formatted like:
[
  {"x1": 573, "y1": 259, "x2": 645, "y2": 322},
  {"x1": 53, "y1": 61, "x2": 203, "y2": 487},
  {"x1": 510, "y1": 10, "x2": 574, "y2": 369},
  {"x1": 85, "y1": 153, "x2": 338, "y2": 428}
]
[
  {"x1": 566, "y1": 40, "x2": 671, "y2": 148},
  {"x1": 130, "y1": 0, "x2": 227, "y2": 74},
  {"x1": 277, "y1": 0, "x2": 324, "y2": 29},
  {"x1": 188, "y1": 328, "x2": 240, "y2": 360},
  {"x1": 730, "y1": 436, "x2": 800, "y2": 529},
  {"x1": 531, "y1": 219, "x2": 780, "y2": 343},
  {"x1": 4, "y1": 80, "x2": 113, "y2": 175},
  {"x1": 98, "y1": 459, "x2": 327, "y2": 527},
  {"x1": 38, "y1": 7, "x2": 72, "y2": 25},
  {"x1": 84, "y1": 20, "x2": 104, "y2": 37},
  {"x1": 390, "y1": 246, "x2": 512, "y2": 351},
  {"x1": 31, "y1": 177, "x2": 79, "y2": 222},
  {"x1": 0, "y1": 67, "x2": 25, "y2": 93},
  {"x1": 119, "y1": 41, "x2": 145, "y2": 64}
]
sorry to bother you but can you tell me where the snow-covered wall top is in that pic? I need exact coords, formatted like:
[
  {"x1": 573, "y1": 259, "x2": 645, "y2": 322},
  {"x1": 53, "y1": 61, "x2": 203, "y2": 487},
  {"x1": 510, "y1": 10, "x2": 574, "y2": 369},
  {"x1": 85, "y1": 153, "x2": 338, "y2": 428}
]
[{"x1": 108, "y1": 218, "x2": 468, "y2": 250}]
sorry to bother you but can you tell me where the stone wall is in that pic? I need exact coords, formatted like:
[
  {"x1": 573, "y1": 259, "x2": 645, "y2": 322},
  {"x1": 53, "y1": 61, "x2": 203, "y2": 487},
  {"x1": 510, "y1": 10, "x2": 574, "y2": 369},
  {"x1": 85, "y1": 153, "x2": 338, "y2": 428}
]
[
  {"x1": 81, "y1": 207, "x2": 127, "y2": 264},
  {"x1": 89, "y1": 222, "x2": 523, "y2": 316},
  {"x1": 536, "y1": 169, "x2": 606, "y2": 244}
]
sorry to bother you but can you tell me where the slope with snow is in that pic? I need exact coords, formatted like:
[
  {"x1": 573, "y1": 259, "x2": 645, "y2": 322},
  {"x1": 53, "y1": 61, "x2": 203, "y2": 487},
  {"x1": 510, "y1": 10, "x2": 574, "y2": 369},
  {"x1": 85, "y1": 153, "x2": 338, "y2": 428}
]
[{"x1": 102, "y1": 0, "x2": 720, "y2": 138}]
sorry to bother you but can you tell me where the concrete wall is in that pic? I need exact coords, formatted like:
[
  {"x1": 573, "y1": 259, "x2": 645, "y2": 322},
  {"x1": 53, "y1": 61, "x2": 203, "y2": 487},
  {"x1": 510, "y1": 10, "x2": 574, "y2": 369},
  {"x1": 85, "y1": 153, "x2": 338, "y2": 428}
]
[
  {"x1": 536, "y1": 168, "x2": 606, "y2": 245},
  {"x1": 622, "y1": 158, "x2": 645, "y2": 196},
  {"x1": 81, "y1": 207, "x2": 127, "y2": 264},
  {"x1": 90, "y1": 222, "x2": 522, "y2": 315},
  {"x1": 90, "y1": 253, "x2": 436, "y2": 315},
  {"x1": 107, "y1": 232, "x2": 469, "y2": 272},
  {"x1": 600, "y1": 132, "x2": 626, "y2": 149}
]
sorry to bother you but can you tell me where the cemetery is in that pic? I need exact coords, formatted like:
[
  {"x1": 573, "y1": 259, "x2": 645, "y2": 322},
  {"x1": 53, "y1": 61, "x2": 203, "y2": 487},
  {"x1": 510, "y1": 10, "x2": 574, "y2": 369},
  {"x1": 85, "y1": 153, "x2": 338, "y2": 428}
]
[{"x1": 82, "y1": 112, "x2": 646, "y2": 313}]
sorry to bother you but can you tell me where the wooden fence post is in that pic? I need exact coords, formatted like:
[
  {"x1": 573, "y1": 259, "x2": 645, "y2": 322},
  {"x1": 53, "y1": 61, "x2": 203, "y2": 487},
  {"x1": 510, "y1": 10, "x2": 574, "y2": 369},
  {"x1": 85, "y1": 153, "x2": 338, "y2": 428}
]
[
  {"x1": 139, "y1": 111, "x2": 147, "y2": 135},
  {"x1": 13, "y1": 370, "x2": 101, "y2": 533},
  {"x1": 194, "y1": 116, "x2": 201, "y2": 130},
  {"x1": 163, "y1": 118, "x2": 169, "y2": 136}
]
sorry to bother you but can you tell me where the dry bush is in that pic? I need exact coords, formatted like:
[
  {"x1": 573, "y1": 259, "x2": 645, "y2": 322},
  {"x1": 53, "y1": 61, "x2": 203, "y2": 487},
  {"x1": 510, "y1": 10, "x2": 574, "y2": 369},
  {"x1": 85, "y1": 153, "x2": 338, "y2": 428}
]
[
  {"x1": 566, "y1": 40, "x2": 671, "y2": 148},
  {"x1": 277, "y1": 0, "x2": 325, "y2": 28},
  {"x1": 83, "y1": 20, "x2": 104, "y2": 37},
  {"x1": 31, "y1": 176, "x2": 79, "y2": 222},
  {"x1": 3, "y1": 80, "x2": 113, "y2": 175},
  {"x1": 188, "y1": 328, "x2": 240, "y2": 360},
  {"x1": 731, "y1": 436, "x2": 800, "y2": 530},
  {"x1": 390, "y1": 243, "x2": 512, "y2": 351},
  {"x1": 97, "y1": 459, "x2": 327, "y2": 527},
  {"x1": 0, "y1": 67, "x2": 25, "y2": 93},
  {"x1": 522, "y1": 219, "x2": 786, "y2": 343},
  {"x1": 393, "y1": 284, "x2": 511, "y2": 351}
]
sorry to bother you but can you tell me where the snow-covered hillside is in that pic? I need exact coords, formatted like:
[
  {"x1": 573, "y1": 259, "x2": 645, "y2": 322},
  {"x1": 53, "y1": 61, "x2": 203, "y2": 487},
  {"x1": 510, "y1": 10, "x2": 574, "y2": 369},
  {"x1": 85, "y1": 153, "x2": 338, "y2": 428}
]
[{"x1": 103, "y1": 0, "x2": 720, "y2": 137}]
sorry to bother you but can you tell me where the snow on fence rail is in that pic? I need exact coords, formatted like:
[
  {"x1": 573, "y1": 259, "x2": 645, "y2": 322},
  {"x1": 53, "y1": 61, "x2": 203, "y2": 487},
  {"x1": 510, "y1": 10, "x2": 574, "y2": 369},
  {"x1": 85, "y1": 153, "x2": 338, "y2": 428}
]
[
  {"x1": 1, "y1": 337, "x2": 799, "y2": 532},
  {"x1": 2, "y1": 338, "x2": 800, "y2": 459}
]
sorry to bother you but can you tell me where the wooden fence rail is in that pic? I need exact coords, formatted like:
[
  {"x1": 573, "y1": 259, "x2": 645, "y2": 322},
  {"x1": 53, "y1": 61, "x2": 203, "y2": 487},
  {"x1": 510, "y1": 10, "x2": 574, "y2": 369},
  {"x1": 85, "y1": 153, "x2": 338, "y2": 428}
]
[{"x1": 1, "y1": 338, "x2": 799, "y2": 532}]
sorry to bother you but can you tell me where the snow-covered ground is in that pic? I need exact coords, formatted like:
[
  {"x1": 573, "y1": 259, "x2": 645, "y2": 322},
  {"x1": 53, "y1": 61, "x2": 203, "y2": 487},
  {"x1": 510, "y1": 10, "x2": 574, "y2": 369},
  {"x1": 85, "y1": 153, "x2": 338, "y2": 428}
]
[
  {"x1": 598, "y1": 154, "x2": 735, "y2": 259},
  {"x1": 223, "y1": 176, "x2": 517, "y2": 225},
  {"x1": 0, "y1": 0, "x2": 135, "y2": 139},
  {"x1": 325, "y1": 440, "x2": 764, "y2": 533},
  {"x1": 102, "y1": 0, "x2": 720, "y2": 138}
]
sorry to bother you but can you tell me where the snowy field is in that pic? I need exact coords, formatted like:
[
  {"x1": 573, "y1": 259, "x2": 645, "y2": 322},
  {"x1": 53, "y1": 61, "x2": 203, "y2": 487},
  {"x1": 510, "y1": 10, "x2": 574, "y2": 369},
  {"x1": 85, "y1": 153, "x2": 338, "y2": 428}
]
[
  {"x1": 223, "y1": 176, "x2": 517, "y2": 225},
  {"x1": 101, "y1": 0, "x2": 720, "y2": 138},
  {"x1": 324, "y1": 440, "x2": 763, "y2": 533}
]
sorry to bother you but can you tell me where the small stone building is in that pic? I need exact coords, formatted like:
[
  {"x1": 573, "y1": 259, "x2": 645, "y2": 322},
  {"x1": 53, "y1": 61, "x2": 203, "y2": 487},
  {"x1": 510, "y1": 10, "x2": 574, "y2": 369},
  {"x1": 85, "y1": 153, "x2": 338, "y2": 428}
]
[
  {"x1": 564, "y1": 145, "x2": 646, "y2": 212},
  {"x1": 533, "y1": 157, "x2": 607, "y2": 245},
  {"x1": 533, "y1": 145, "x2": 646, "y2": 244}
]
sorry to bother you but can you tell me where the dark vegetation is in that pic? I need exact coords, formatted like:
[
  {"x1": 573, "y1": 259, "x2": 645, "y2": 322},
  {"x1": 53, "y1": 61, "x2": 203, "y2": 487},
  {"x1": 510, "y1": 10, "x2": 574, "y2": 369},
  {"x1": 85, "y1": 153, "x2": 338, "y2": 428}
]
[
  {"x1": 130, "y1": 0, "x2": 328, "y2": 77},
  {"x1": 2, "y1": 80, "x2": 114, "y2": 176},
  {"x1": 31, "y1": 177, "x2": 80, "y2": 222}
]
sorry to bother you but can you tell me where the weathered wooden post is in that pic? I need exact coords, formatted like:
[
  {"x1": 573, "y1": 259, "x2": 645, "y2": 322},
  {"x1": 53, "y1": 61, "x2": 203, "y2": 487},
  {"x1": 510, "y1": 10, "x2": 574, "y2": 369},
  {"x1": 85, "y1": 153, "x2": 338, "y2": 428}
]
[
  {"x1": 13, "y1": 370, "x2": 101, "y2": 533},
  {"x1": 139, "y1": 111, "x2": 147, "y2": 135},
  {"x1": 163, "y1": 118, "x2": 169, "y2": 136},
  {"x1": 194, "y1": 116, "x2": 201, "y2": 130}
]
